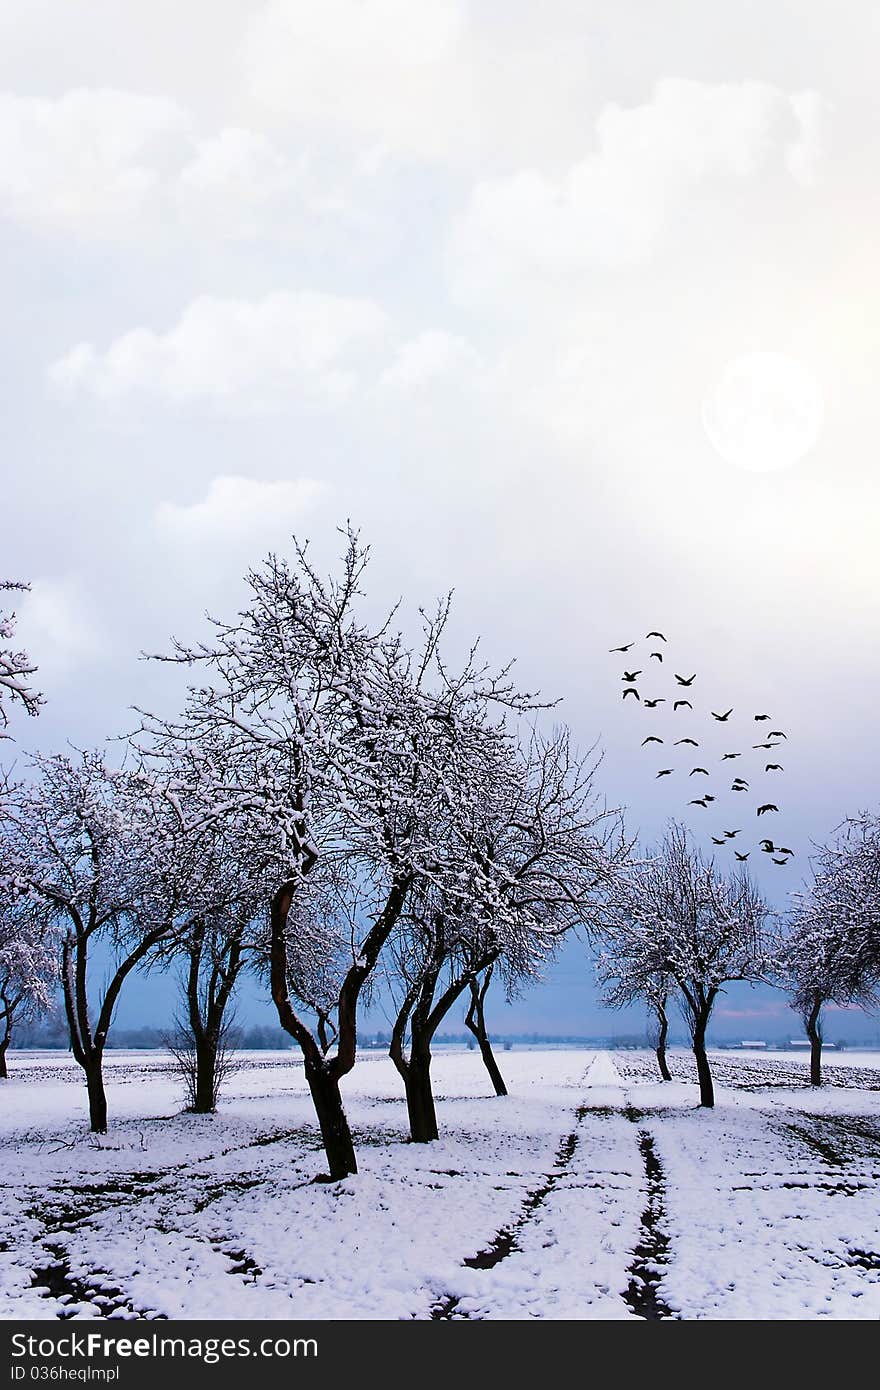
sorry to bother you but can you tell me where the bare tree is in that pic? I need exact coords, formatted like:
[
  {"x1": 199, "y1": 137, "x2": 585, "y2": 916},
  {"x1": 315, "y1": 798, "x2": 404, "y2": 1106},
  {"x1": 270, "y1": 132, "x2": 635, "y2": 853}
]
[
  {"x1": 386, "y1": 877, "x2": 519, "y2": 1141},
  {"x1": 599, "y1": 824, "x2": 770, "y2": 1107},
  {"x1": 645, "y1": 975, "x2": 674, "y2": 1082},
  {"x1": 596, "y1": 941, "x2": 675, "y2": 1083},
  {"x1": 0, "y1": 895, "x2": 57, "y2": 1078},
  {"x1": 1, "y1": 582, "x2": 42, "y2": 737},
  {"x1": 387, "y1": 727, "x2": 624, "y2": 1139},
  {"x1": 174, "y1": 916, "x2": 247, "y2": 1113},
  {"x1": 780, "y1": 818, "x2": 880, "y2": 1085},
  {"x1": 810, "y1": 813, "x2": 880, "y2": 979},
  {"x1": 140, "y1": 532, "x2": 539, "y2": 1178},
  {"x1": 388, "y1": 898, "x2": 479, "y2": 1143},
  {"x1": 147, "y1": 758, "x2": 277, "y2": 1115},
  {"x1": 464, "y1": 964, "x2": 507, "y2": 1096},
  {"x1": 166, "y1": 1004, "x2": 241, "y2": 1113},
  {"x1": 7, "y1": 752, "x2": 201, "y2": 1130}
]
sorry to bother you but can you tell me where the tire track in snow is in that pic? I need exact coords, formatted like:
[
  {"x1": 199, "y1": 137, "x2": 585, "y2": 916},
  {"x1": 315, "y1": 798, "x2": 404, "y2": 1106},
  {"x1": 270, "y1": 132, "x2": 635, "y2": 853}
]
[
  {"x1": 621, "y1": 1107, "x2": 675, "y2": 1320},
  {"x1": 431, "y1": 1053, "x2": 635, "y2": 1320},
  {"x1": 430, "y1": 1123, "x2": 583, "y2": 1319},
  {"x1": 429, "y1": 1057, "x2": 608, "y2": 1321}
]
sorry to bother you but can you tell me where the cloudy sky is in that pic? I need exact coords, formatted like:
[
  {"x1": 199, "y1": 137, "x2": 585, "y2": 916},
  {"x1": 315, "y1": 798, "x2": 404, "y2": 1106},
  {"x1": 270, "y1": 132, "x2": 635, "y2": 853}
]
[{"x1": 4, "y1": 2, "x2": 879, "y2": 1040}]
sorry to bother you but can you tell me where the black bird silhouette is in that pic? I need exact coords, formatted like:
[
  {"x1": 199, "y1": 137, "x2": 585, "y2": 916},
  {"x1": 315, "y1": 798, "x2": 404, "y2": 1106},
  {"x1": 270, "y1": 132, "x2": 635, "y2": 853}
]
[
  {"x1": 721, "y1": 752, "x2": 741, "y2": 760},
  {"x1": 776, "y1": 846, "x2": 794, "y2": 857},
  {"x1": 711, "y1": 836, "x2": 726, "y2": 845},
  {"x1": 735, "y1": 851, "x2": 750, "y2": 861},
  {"x1": 609, "y1": 643, "x2": 634, "y2": 653},
  {"x1": 675, "y1": 738, "x2": 699, "y2": 746},
  {"x1": 759, "y1": 839, "x2": 775, "y2": 852},
  {"x1": 644, "y1": 698, "x2": 666, "y2": 708},
  {"x1": 757, "y1": 804, "x2": 779, "y2": 816},
  {"x1": 711, "y1": 709, "x2": 733, "y2": 722},
  {"x1": 772, "y1": 857, "x2": 789, "y2": 865},
  {"x1": 765, "y1": 763, "x2": 783, "y2": 772},
  {"x1": 754, "y1": 714, "x2": 771, "y2": 721},
  {"x1": 724, "y1": 830, "x2": 741, "y2": 838},
  {"x1": 689, "y1": 767, "x2": 709, "y2": 776},
  {"x1": 646, "y1": 631, "x2": 667, "y2": 641},
  {"x1": 753, "y1": 742, "x2": 775, "y2": 750},
  {"x1": 650, "y1": 652, "x2": 663, "y2": 662},
  {"x1": 768, "y1": 731, "x2": 787, "y2": 740},
  {"x1": 674, "y1": 673, "x2": 697, "y2": 686},
  {"x1": 642, "y1": 736, "x2": 663, "y2": 745},
  {"x1": 622, "y1": 688, "x2": 640, "y2": 701},
  {"x1": 622, "y1": 670, "x2": 641, "y2": 682},
  {"x1": 674, "y1": 700, "x2": 692, "y2": 711},
  {"x1": 731, "y1": 782, "x2": 749, "y2": 791},
  {"x1": 656, "y1": 769, "x2": 674, "y2": 778},
  {"x1": 689, "y1": 798, "x2": 708, "y2": 808}
]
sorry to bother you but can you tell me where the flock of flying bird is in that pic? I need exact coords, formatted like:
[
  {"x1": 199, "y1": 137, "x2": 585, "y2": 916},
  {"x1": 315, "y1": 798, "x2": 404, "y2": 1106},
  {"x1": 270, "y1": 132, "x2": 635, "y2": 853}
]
[{"x1": 610, "y1": 631, "x2": 794, "y2": 867}]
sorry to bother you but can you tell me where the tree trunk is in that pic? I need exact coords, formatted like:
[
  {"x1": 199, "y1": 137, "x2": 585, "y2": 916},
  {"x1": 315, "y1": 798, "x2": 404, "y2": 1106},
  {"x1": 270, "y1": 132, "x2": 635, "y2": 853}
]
[
  {"x1": 390, "y1": 1008, "x2": 440, "y2": 1143},
  {"x1": 806, "y1": 1000, "x2": 823, "y2": 1087},
  {"x1": 475, "y1": 1034, "x2": 508, "y2": 1098},
  {"x1": 465, "y1": 975, "x2": 508, "y2": 1096},
  {"x1": 187, "y1": 924, "x2": 212, "y2": 1113},
  {"x1": 0, "y1": 989, "x2": 12, "y2": 1079},
  {"x1": 692, "y1": 1016, "x2": 714, "y2": 1108},
  {"x1": 655, "y1": 1007, "x2": 672, "y2": 1082},
  {"x1": 182, "y1": 919, "x2": 243, "y2": 1114},
  {"x1": 62, "y1": 917, "x2": 174, "y2": 1136},
  {"x1": 305, "y1": 1063, "x2": 357, "y2": 1180},
  {"x1": 193, "y1": 1035, "x2": 219, "y2": 1113},
  {"x1": 85, "y1": 1055, "x2": 108, "y2": 1133},
  {"x1": 0, "y1": 1006, "x2": 10, "y2": 1079},
  {"x1": 403, "y1": 1046, "x2": 439, "y2": 1142},
  {"x1": 270, "y1": 873, "x2": 409, "y2": 1181}
]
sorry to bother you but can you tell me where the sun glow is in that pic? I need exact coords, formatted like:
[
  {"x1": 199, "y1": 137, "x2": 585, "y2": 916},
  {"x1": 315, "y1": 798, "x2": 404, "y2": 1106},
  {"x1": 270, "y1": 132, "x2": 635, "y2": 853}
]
[{"x1": 702, "y1": 351, "x2": 824, "y2": 474}]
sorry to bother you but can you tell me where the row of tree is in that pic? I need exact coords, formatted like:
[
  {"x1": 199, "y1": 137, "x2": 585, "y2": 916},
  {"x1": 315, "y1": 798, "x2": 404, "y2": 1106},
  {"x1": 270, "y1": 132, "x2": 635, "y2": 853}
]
[
  {"x1": 0, "y1": 537, "x2": 625, "y2": 1177},
  {"x1": 597, "y1": 819, "x2": 880, "y2": 1102},
  {"x1": 1, "y1": 540, "x2": 878, "y2": 1181}
]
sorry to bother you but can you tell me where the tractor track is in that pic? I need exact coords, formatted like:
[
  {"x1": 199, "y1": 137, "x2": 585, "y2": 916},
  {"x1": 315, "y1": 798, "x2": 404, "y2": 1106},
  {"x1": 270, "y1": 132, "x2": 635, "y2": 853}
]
[
  {"x1": 621, "y1": 1106, "x2": 676, "y2": 1320},
  {"x1": 431, "y1": 1124, "x2": 581, "y2": 1319}
]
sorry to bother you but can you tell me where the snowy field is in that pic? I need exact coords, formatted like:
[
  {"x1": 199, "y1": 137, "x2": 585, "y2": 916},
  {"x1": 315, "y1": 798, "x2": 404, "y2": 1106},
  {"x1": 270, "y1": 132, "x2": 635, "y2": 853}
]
[{"x1": 1, "y1": 1046, "x2": 879, "y2": 1321}]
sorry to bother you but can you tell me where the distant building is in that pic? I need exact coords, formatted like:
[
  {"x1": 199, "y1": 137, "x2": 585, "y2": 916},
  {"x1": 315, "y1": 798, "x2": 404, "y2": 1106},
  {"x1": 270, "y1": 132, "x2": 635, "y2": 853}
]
[{"x1": 738, "y1": 1040, "x2": 767, "y2": 1048}]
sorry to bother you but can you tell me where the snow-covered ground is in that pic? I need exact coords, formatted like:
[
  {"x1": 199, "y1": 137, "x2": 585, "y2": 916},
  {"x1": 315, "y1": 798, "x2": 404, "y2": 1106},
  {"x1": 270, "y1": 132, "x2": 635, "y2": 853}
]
[{"x1": 1, "y1": 1047, "x2": 879, "y2": 1321}]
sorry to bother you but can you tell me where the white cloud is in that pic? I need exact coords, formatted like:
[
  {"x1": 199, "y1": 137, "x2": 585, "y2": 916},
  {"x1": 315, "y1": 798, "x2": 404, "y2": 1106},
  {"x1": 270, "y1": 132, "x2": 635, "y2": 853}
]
[
  {"x1": 18, "y1": 577, "x2": 106, "y2": 681},
  {"x1": 0, "y1": 88, "x2": 320, "y2": 241},
  {"x1": 246, "y1": 0, "x2": 466, "y2": 161},
  {"x1": 49, "y1": 291, "x2": 389, "y2": 410},
  {"x1": 450, "y1": 79, "x2": 829, "y2": 298},
  {"x1": 378, "y1": 330, "x2": 481, "y2": 391},
  {"x1": 785, "y1": 91, "x2": 830, "y2": 186},
  {"x1": 175, "y1": 126, "x2": 311, "y2": 239},
  {"x1": 245, "y1": 0, "x2": 594, "y2": 170},
  {"x1": 0, "y1": 89, "x2": 190, "y2": 235},
  {"x1": 155, "y1": 475, "x2": 328, "y2": 543}
]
